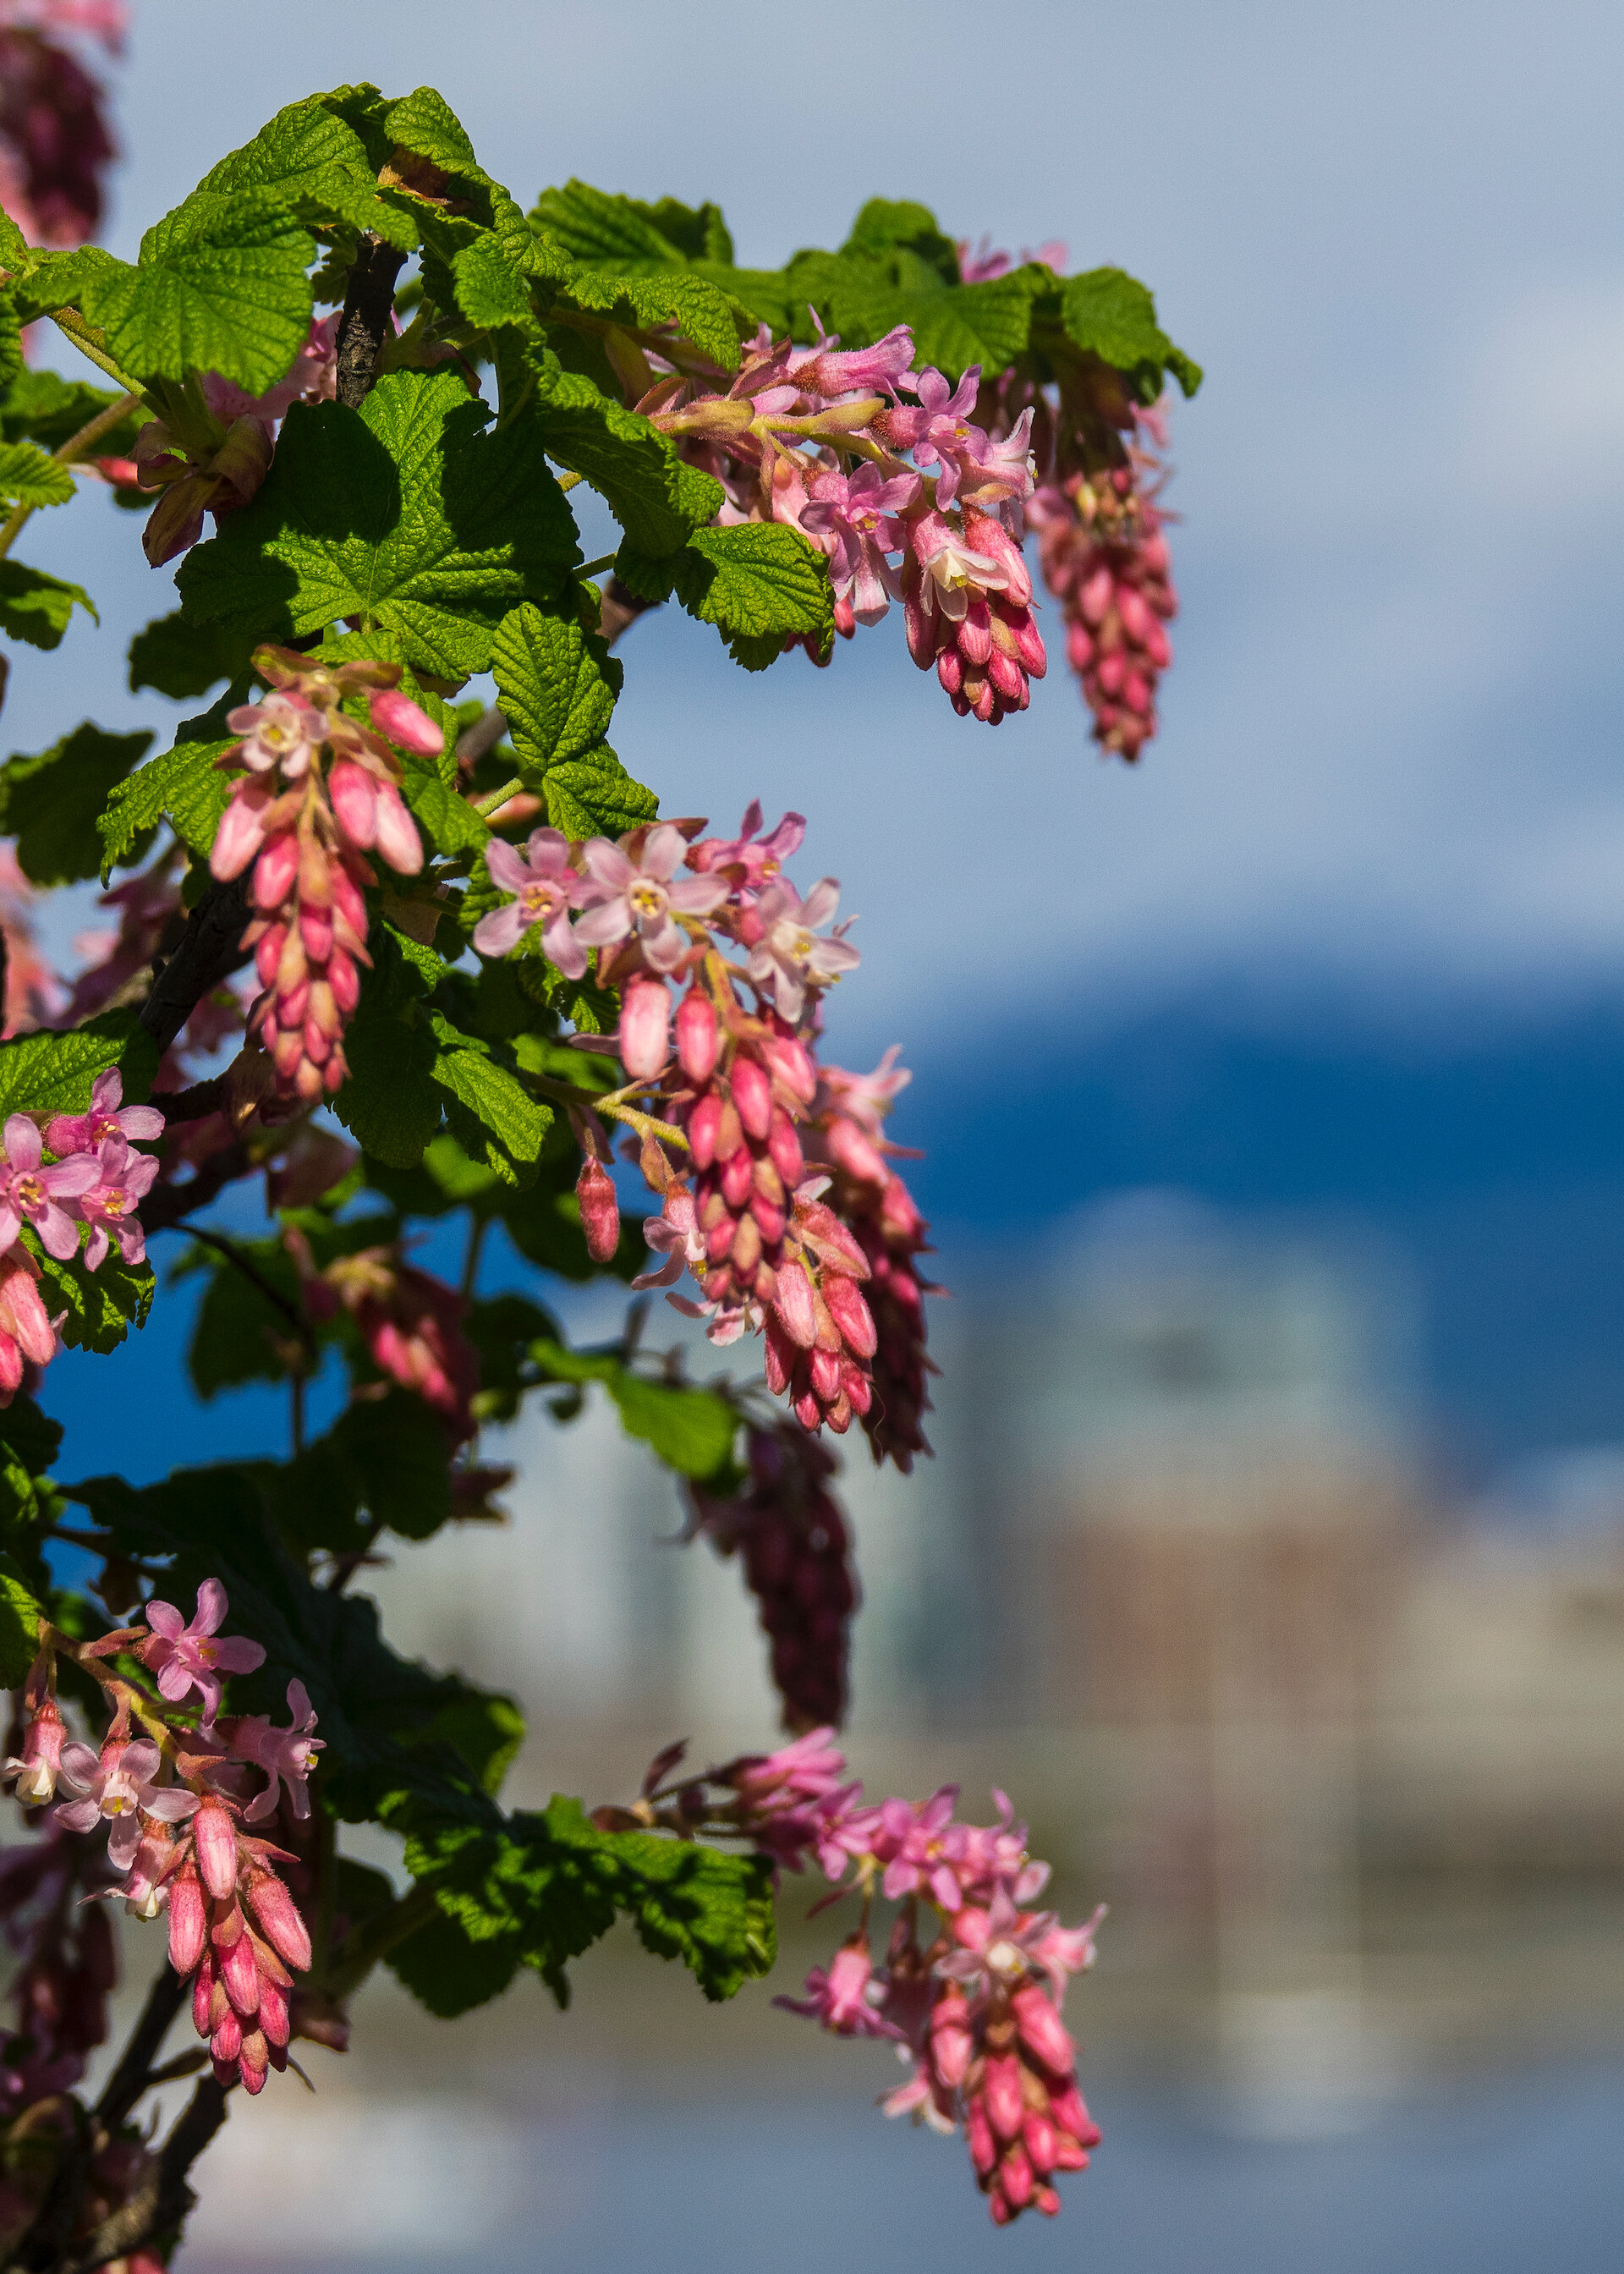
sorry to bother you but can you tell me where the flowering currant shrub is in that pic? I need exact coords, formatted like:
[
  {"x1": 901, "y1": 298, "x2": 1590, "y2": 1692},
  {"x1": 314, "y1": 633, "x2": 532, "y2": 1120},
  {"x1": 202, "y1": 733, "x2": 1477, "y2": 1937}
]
[{"x1": 0, "y1": 53, "x2": 1199, "y2": 2267}]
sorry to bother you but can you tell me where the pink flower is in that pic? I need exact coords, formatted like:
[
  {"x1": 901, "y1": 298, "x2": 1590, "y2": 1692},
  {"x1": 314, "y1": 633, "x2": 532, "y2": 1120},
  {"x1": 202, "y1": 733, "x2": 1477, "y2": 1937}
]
[
  {"x1": 802, "y1": 464, "x2": 918, "y2": 625},
  {"x1": 141, "y1": 1579, "x2": 266, "y2": 1722},
  {"x1": 52, "y1": 1739, "x2": 198, "y2": 1871},
  {"x1": 43, "y1": 1068, "x2": 164, "y2": 1158},
  {"x1": 631, "y1": 1184, "x2": 705, "y2": 1291},
  {"x1": 473, "y1": 829, "x2": 585, "y2": 974},
  {"x1": 774, "y1": 1934, "x2": 902, "y2": 2039},
  {"x1": 0, "y1": 1112, "x2": 96, "y2": 1259},
  {"x1": 787, "y1": 318, "x2": 917, "y2": 401},
  {"x1": 233, "y1": 1679, "x2": 323, "y2": 1824},
  {"x1": 4, "y1": 1695, "x2": 63, "y2": 1804},
  {"x1": 688, "y1": 802, "x2": 806, "y2": 893},
  {"x1": 875, "y1": 1785, "x2": 965, "y2": 1908},
  {"x1": 745, "y1": 877, "x2": 860, "y2": 1022},
  {"x1": 225, "y1": 692, "x2": 325, "y2": 778},
  {"x1": 76, "y1": 1134, "x2": 159, "y2": 1272},
  {"x1": 574, "y1": 826, "x2": 730, "y2": 971},
  {"x1": 881, "y1": 366, "x2": 984, "y2": 508},
  {"x1": 820, "y1": 1046, "x2": 911, "y2": 1138},
  {"x1": 726, "y1": 1727, "x2": 849, "y2": 1816}
]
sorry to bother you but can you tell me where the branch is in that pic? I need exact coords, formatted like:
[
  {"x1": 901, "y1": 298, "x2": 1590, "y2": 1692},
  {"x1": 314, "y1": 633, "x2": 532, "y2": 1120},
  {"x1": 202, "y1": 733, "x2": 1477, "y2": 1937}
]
[
  {"x1": 599, "y1": 574, "x2": 656, "y2": 647},
  {"x1": 142, "y1": 1141, "x2": 254, "y2": 1236},
  {"x1": 51, "y1": 2078, "x2": 231, "y2": 2274},
  {"x1": 138, "y1": 875, "x2": 253, "y2": 1055},
  {"x1": 94, "y1": 1961, "x2": 188, "y2": 2132},
  {"x1": 336, "y1": 234, "x2": 408, "y2": 409},
  {"x1": 175, "y1": 1222, "x2": 310, "y2": 1348}
]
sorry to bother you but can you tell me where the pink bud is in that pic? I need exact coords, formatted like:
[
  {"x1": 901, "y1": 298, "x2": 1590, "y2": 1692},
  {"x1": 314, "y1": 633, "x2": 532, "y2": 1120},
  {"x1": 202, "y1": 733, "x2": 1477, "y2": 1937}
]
[
  {"x1": 1001, "y1": 2142, "x2": 1034, "y2": 2211},
  {"x1": 619, "y1": 977, "x2": 670, "y2": 1081},
  {"x1": 12, "y1": 1698, "x2": 64, "y2": 1805},
  {"x1": 983, "y1": 2052, "x2": 1024, "y2": 2144},
  {"x1": 211, "y1": 787, "x2": 272, "y2": 882},
  {"x1": 732, "y1": 1054, "x2": 773, "y2": 1141},
  {"x1": 675, "y1": 988, "x2": 719, "y2": 1084},
  {"x1": 194, "y1": 1802, "x2": 239, "y2": 1903},
  {"x1": 374, "y1": 782, "x2": 423, "y2": 875},
  {"x1": 720, "y1": 1147, "x2": 753, "y2": 1211},
  {"x1": 192, "y1": 1953, "x2": 215, "y2": 2039},
  {"x1": 688, "y1": 1090, "x2": 722, "y2": 1169},
  {"x1": 210, "y1": 2009, "x2": 242, "y2": 2064},
  {"x1": 965, "y1": 2095, "x2": 998, "y2": 2179},
  {"x1": 773, "y1": 1261, "x2": 818, "y2": 1348},
  {"x1": 258, "y1": 1977, "x2": 291, "y2": 2046},
  {"x1": 220, "y1": 1927, "x2": 261, "y2": 2017},
  {"x1": 576, "y1": 1157, "x2": 620, "y2": 1263},
  {"x1": 238, "y1": 2029, "x2": 269, "y2": 2093},
  {"x1": 167, "y1": 1868, "x2": 206, "y2": 1975},
  {"x1": 1079, "y1": 567, "x2": 1114, "y2": 626},
  {"x1": 1023, "y1": 2110, "x2": 1059, "y2": 2177},
  {"x1": 328, "y1": 758, "x2": 378, "y2": 848},
  {"x1": 252, "y1": 831, "x2": 299, "y2": 913},
  {"x1": 767, "y1": 1109, "x2": 804, "y2": 1187},
  {"x1": 246, "y1": 1868, "x2": 311, "y2": 1975},
  {"x1": 370, "y1": 688, "x2": 445, "y2": 756}
]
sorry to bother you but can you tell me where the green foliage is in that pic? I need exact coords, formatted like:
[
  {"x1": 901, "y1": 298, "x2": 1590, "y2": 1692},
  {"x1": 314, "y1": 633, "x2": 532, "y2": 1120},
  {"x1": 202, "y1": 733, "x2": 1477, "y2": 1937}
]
[
  {"x1": 489, "y1": 601, "x2": 656, "y2": 837},
  {"x1": 1061, "y1": 266, "x2": 1203, "y2": 401},
  {"x1": 395, "y1": 1793, "x2": 774, "y2": 2015},
  {"x1": 0, "y1": 1008, "x2": 158, "y2": 1119},
  {"x1": 532, "y1": 362, "x2": 722, "y2": 557},
  {"x1": 97, "y1": 690, "x2": 241, "y2": 876},
  {"x1": 0, "y1": 1552, "x2": 44, "y2": 1687},
  {"x1": 192, "y1": 94, "x2": 414, "y2": 250},
  {"x1": 31, "y1": 1238, "x2": 156, "y2": 1355},
  {"x1": 527, "y1": 1337, "x2": 738, "y2": 1483},
  {"x1": 176, "y1": 370, "x2": 580, "y2": 678},
  {"x1": 0, "y1": 723, "x2": 153, "y2": 886},
  {"x1": 127, "y1": 611, "x2": 242, "y2": 700},
  {"x1": 80, "y1": 195, "x2": 315, "y2": 398},
  {"x1": 0, "y1": 369, "x2": 145, "y2": 457},
  {"x1": 0, "y1": 561, "x2": 95, "y2": 651},
  {"x1": 617, "y1": 519, "x2": 833, "y2": 670},
  {"x1": 0, "y1": 440, "x2": 74, "y2": 510}
]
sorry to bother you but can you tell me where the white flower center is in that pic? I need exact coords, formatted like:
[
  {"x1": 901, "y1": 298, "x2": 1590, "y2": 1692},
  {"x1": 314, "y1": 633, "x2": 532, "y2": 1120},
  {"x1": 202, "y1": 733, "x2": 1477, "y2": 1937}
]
[
  {"x1": 628, "y1": 882, "x2": 667, "y2": 921},
  {"x1": 985, "y1": 1938, "x2": 1024, "y2": 1976}
]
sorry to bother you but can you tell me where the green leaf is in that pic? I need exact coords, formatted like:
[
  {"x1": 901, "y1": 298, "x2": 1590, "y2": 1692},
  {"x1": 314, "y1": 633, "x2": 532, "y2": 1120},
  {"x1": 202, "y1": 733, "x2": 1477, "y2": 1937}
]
[
  {"x1": 490, "y1": 600, "x2": 620, "y2": 766},
  {"x1": 32, "y1": 1237, "x2": 155, "y2": 1356},
  {"x1": 97, "y1": 693, "x2": 238, "y2": 876},
  {"x1": 0, "y1": 207, "x2": 28, "y2": 275},
  {"x1": 428, "y1": 1019, "x2": 552, "y2": 1173},
  {"x1": 0, "y1": 1552, "x2": 44, "y2": 1687},
  {"x1": 193, "y1": 95, "x2": 412, "y2": 249},
  {"x1": 0, "y1": 723, "x2": 153, "y2": 887},
  {"x1": 1061, "y1": 266, "x2": 1203, "y2": 399},
  {"x1": 127, "y1": 611, "x2": 242, "y2": 700},
  {"x1": 532, "y1": 363, "x2": 722, "y2": 556},
  {"x1": 326, "y1": 1390, "x2": 453, "y2": 1541},
  {"x1": 0, "y1": 369, "x2": 142, "y2": 456},
  {"x1": 387, "y1": 1905, "x2": 520, "y2": 2016},
  {"x1": 7, "y1": 245, "x2": 119, "y2": 325},
  {"x1": 528, "y1": 1339, "x2": 738, "y2": 1483},
  {"x1": 330, "y1": 932, "x2": 442, "y2": 1169},
  {"x1": 177, "y1": 371, "x2": 580, "y2": 679},
  {"x1": 0, "y1": 439, "x2": 74, "y2": 509},
  {"x1": 0, "y1": 1008, "x2": 159, "y2": 1120},
  {"x1": 0, "y1": 561, "x2": 95, "y2": 651},
  {"x1": 617, "y1": 519, "x2": 831, "y2": 670},
  {"x1": 81, "y1": 195, "x2": 315, "y2": 397},
  {"x1": 843, "y1": 198, "x2": 961, "y2": 286},
  {"x1": 397, "y1": 752, "x2": 491, "y2": 863},
  {"x1": 530, "y1": 181, "x2": 690, "y2": 275}
]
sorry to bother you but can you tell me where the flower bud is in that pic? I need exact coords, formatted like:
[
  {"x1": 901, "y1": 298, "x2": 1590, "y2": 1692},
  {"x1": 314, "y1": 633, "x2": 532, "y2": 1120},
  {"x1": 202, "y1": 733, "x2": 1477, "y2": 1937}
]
[
  {"x1": 369, "y1": 688, "x2": 445, "y2": 756},
  {"x1": 984, "y1": 2052, "x2": 1025, "y2": 2144},
  {"x1": 576, "y1": 1157, "x2": 620, "y2": 1263},
  {"x1": 675, "y1": 987, "x2": 720, "y2": 1084},
  {"x1": 619, "y1": 976, "x2": 670, "y2": 1081},
  {"x1": 194, "y1": 1801, "x2": 239, "y2": 1903},
  {"x1": 246, "y1": 1867, "x2": 311, "y2": 1974},
  {"x1": 732, "y1": 1055, "x2": 773, "y2": 1141},
  {"x1": 8, "y1": 1697, "x2": 64, "y2": 1805},
  {"x1": 1012, "y1": 1981, "x2": 1075, "y2": 2078}
]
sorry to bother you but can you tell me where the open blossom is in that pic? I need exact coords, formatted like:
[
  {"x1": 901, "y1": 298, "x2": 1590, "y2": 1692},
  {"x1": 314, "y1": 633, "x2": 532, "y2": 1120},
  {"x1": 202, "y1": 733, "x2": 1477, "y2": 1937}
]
[
  {"x1": 473, "y1": 829, "x2": 585, "y2": 972},
  {"x1": 688, "y1": 802, "x2": 806, "y2": 894},
  {"x1": 4, "y1": 1695, "x2": 63, "y2": 1805},
  {"x1": 76, "y1": 1134, "x2": 159, "y2": 1270},
  {"x1": 232, "y1": 1679, "x2": 323, "y2": 1823},
  {"x1": 745, "y1": 878, "x2": 859, "y2": 1023},
  {"x1": 0, "y1": 1112, "x2": 96, "y2": 1258},
  {"x1": 141, "y1": 1579, "x2": 266, "y2": 1721},
  {"x1": 574, "y1": 826, "x2": 730, "y2": 971},
  {"x1": 227, "y1": 691, "x2": 326, "y2": 778},
  {"x1": 43, "y1": 1067, "x2": 163, "y2": 1157},
  {"x1": 801, "y1": 463, "x2": 917, "y2": 628},
  {"x1": 775, "y1": 1933, "x2": 901, "y2": 2039},
  {"x1": 52, "y1": 1740, "x2": 198, "y2": 1870}
]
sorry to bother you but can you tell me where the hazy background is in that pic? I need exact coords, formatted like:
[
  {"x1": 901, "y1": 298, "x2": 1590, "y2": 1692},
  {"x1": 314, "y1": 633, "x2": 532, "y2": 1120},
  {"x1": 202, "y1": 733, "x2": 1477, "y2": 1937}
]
[{"x1": 16, "y1": 2, "x2": 1624, "y2": 2267}]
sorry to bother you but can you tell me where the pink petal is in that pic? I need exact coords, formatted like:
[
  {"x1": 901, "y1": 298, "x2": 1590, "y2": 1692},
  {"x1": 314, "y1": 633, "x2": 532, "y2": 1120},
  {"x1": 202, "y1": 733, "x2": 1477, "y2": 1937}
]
[
  {"x1": 142, "y1": 1788, "x2": 200, "y2": 1821},
  {"x1": 144, "y1": 1600, "x2": 184, "y2": 1641},
  {"x1": 52, "y1": 1799, "x2": 100, "y2": 1832},
  {"x1": 540, "y1": 907, "x2": 586, "y2": 980},
  {"x1": 57, "y1": 1742, "x2": 102, "y2": 1789},
  {"x1": 107, "y1": 1813, "x2": 143, "y2": 1870},
  {"x1": 3, "y1": 1115, "x2": 39, "y2": 1172},
  {"x1": 640, "y1": 824, "x2": 685, "y2": 881},
  {"x1": 801, "y1": 877, "x2": 842, "y2": 928},
  {"x1": 194, "y1": 1578, "x2": 228, "y2": 1635},
  {"x1": 581, "y1": 840, "x2": 634, "y2": 890},
  {"x1": 212, "y1": 1638, "x2": 266, "y2": 1673},
  {"x1": 484, "y1": 838, "x2": 530, "y2": 894},
  {"x1": 473, "y1": 902, "x2": 528, "y2": 958},
  {"x1": 572, "y1": 900, "x2": 632, "y2": 948},
  {"x1": 118, "y1": 1105, "x2": 165, "y2": 1140},
  {"x1": 156, "y1": 1660, "x2": 193, "y2": 1701}
]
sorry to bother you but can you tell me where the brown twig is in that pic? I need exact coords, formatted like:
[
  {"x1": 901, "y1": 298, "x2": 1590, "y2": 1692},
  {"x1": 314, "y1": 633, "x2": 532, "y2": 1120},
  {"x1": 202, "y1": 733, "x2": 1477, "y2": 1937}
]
[
  {"x1": 94, "y1": 1963, "x2": 188, "y2": 2133},
  {"x1": 336, "y1": 234, "x2": 408, "y2": 409},
  {"x1": 137, "y1": 876, "x2": 253, "y2": 1056},
  {"x1": 141, "y1": 1143, "x2": 253, "y2": 1237},
  {"x1": 47, "y1": 2076, "x2": 232, "y2": 2274}
]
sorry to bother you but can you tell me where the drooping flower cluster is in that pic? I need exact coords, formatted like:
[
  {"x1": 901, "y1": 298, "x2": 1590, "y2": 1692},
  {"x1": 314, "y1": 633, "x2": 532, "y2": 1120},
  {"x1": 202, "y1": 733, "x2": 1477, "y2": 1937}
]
[
  {"x1": 684, "y1": 1420, "x2": 859, "y2": 1731},
  {"x1": 1028, "y1": 407, "x2": 1177, "y2": 761},
  {"x1": 603, "y1": 1728, "x2": 1105, "y2": 2226},
  {"x1": 130, "y1": 312, "x2": 340, "y2": 566},
  {"x1": 476, "y1": 799, "x2": 932, "y2": 1448},
  {"x1": 0, "y1": 1069, "x2": 162, "y2": 1404},
  {"x1": 3, "y1": 1580, "x2": 321, "y2": 2101},
  {"x1": 0, "y1": 1, "x2": 123, "y2": 251},
  {"x1": 291, "y1": 1233, "x2": 480, "y2": 1445},
  {"x1": 210, "y1": 645, "x2": 435, "y2": 1104},
  {"x1": 626, "y1": 320, "x2": 1045, "y2": 725}
]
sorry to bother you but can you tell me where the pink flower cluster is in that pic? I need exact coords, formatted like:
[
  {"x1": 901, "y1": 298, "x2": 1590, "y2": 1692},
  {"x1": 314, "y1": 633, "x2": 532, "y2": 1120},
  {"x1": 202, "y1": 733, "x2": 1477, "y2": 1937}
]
[
  {"x1": 130, "y1": 313, "x2": 339, "y2": 566},
  {"x1": 623, "y1": 317, "x2": 1045, "y2": 726},
  {"x1": 476, "y1": 802, "x2": 935, "y2": 1453},
  {"x1": 608, "y1": 1728, "x2": 1105, "y2": 2226},
  {"x1": 3, "y1": 1580, "x2": 321, "y2": 2099},
  {"x1": 684, "y1": 1420, "x2": 858, "y2": 1731},
  {"x1": 0, "y1": 1069, "x2": 162, "y2": 1404},
  {"x1": 292, "y1": 1233, "x2": 480, "y2": 1445},
  {"x1": 0, "y1": 1, "x2": 123, "y2": 253},
  {"x1": 1028, "y1": 412, "x2": 1177, "y2": 761},
  {"x1": 210, "y1": 645, "x2": 436, "y2": 1105}
]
